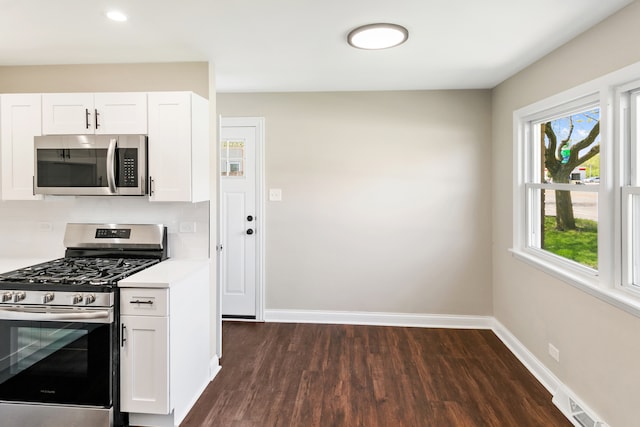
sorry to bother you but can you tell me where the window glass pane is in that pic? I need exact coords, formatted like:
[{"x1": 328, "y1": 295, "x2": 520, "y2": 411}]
[
  {"x1": 220, "y1": 140, "x2": 245, "y2": 177},
  {"x1": 633, "y1": 93, "x2": 640, "y2": 186},
  {"x1": 632, "y1": 194, "x2": 640, "y2": 287},
  {"x1": 632, "y1": 94, "x2": 640, "y2": 287},
  {"x1": 539, "y1": 189, "x2": 598, "y2": 269},
  {"x1": 540, "y1": 108, "x2": 600, "y2": 185}
]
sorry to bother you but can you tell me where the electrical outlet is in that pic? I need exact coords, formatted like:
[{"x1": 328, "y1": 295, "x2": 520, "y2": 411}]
[
  {"x1": 179, "y1": 222, "x2": 196, "y2": 233},
  {"x1": 548, "y1": 343, "x2": 560, "y2": 362},
  {"x1": 269, "y1": 188, "x2": 282, "y2": 202},
  {"x1": 37, "y1": 222, "x2": 53, "y2": 232}
]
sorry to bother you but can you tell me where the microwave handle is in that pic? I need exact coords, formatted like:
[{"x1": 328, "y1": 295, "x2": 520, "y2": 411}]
[{"x1": 106, "y1": 138, "x2": 117, "y2": 193}]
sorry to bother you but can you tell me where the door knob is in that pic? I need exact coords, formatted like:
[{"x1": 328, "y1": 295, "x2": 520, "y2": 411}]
[
  {"x1": 247, "y1": 215, "x2": 254, "y2": 222},
  {"x1": 246, "y1": 229, "x2": 254, "y2": 235}
]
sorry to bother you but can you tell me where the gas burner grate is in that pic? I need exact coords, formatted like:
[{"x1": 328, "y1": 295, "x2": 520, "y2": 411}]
[{"x1": 0, "y1": 257, "x2": 160, "y2": 287}]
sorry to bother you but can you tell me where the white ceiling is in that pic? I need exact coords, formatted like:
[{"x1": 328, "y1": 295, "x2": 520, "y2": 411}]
[{"x1": 0, "y1": 0, "x2": 633, "y2": 92}]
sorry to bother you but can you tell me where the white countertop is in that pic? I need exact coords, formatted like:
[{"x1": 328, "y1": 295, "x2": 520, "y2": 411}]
[{"x1": 118, "y1": 259, "x2": 210, "y2": 288}]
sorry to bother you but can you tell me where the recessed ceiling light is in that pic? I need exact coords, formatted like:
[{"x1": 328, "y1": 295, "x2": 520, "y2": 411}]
[
  {"x1": 106, "y1": 10, "x2": 128, "y2": 22},
  {"x1": 347, "y1": 23, "x2": 408, "y2": 50}
]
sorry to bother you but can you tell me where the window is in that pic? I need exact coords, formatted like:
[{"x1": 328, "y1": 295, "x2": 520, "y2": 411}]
[
  {"x1": 221, "y1": 140, "x2": 245, "y2": 177},
  {"x1": 515, "y1": 94, "x2": 603, "y2": 279},
  {"x1": 528, "y1": 106, "x2": 601, "y2": 270},
  {"x1": 513, "y1": 62, "x2": 640, "y2": 316},
  {"x1": 622, "y1": 89, "x2": 640, "y2": 294}
]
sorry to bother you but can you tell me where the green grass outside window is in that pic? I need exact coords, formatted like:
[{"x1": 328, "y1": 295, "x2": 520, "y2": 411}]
[{"x1": 543, "y1": 216, "x2": 598, "y2": 269}]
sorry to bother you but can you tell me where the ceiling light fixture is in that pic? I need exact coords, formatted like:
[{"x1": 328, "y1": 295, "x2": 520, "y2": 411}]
[
  {"x1": 347, "y1": 23, "x2": 408, "y2": 50},
  {"x1": 106, "y1": 10, "x2": 128, "y2": 22}
]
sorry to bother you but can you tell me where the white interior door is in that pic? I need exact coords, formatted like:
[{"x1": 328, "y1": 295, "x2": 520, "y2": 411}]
[{"x1": 219, "y1": 118, "x2": 264, "y2": 318}]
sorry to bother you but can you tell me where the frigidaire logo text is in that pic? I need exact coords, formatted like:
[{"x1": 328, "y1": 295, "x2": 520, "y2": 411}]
[{"x1": 40, "y1": 389, "x2": 56, "y2": 394}]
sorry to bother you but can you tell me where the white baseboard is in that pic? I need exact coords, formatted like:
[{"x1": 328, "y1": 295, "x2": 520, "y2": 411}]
[
  {"x1": 264, "y1": 309, "x2": 494, "y2": 329},
  {"x1": 490, "y1": 318, "x2": 561, "y2": 395},
  {"x1": 491, "y1": 320, "x2": 607, "y2": 426},
  {"x1": 259, "y1": 308, "x2": 607, "y2": 427},
  {"x1": 128, "y1": 412, "x2": 174, "y2": 427},
  {"x1": 209, "y1": 356, "x2": 221, "y2": 381}
]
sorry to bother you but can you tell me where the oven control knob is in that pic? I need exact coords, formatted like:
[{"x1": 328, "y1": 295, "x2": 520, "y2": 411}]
[
  {"x1": 2, "y1": 292, "x2": 13, "y2": 303},
  {"x1": 42, "y1": 293, "x2": 55, "y2": 304},
  {"x1": 72, "y1": 294, "x2": 84, "y2": 305},
  {"x1": 13, "y1": 291, "x2": 26, "y2": 303},
  {"x1": 84, "y1": 294, "x2": 96, "y2": 305}
]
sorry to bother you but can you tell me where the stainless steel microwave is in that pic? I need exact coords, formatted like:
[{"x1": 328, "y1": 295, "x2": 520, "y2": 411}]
[{"x1": 34, "y1": 135, "x2": 147, "y2": 196}]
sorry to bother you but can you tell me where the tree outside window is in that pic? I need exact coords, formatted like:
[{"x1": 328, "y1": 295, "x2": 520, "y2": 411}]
[{"x1": 534, "y1": 108, "x2": 600, "y2": 269}]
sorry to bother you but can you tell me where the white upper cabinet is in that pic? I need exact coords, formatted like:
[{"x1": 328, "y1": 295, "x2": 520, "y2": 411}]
[
  {"x1": 147, "y1": 92, "x2": 209, "y2": 202},
  {"x1": 0, "y1": 91, "x2": 208, "y2": 203},
  {"x1": 42, "y1": 92, "x2": 147, "y2": 135},
  {"x1": 0, "y1": 94, "x2": 42, "y2": 200}
]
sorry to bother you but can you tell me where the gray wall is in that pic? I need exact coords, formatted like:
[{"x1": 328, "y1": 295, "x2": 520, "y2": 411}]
[
  {"x1": 218, "y1": 90, "x2": 493, "y2": 315},
  {"x1": 0, "y1": 62, "x2": 209, "y2": 98},
  {"x1": 492, "y1": 2, "x2": 640, "y2": 426}
]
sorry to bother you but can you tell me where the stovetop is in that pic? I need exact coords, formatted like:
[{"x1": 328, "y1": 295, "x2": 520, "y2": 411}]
[
  {"x1": 0, "y1": 223, "x2": 167, "y2": 294},
  {"x1": 0, "y1": 257, "x2": 160, "y2": 291}
]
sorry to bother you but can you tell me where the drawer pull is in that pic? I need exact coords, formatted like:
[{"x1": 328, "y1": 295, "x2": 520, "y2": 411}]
[{"x1": 130, "y1": 299, "x2": 154, "y2": 305}]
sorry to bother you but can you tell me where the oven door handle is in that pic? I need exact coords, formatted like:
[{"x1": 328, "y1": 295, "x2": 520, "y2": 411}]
[
  {"x1": 106, "y1": 137, "x2": 118, "y2": 194},
  {"x1": 0, "y1": 307, "x2": 113, "y2": 324}
]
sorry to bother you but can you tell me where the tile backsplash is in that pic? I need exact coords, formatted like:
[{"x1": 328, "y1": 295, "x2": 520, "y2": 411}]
[{"x1": 0, "y1": 197, "x2": 210, "y2": 260}]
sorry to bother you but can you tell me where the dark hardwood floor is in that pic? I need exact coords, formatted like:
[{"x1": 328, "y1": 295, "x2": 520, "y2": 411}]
[{"x1": 180, "y1": 322, "x2": 571, "y2": 427}]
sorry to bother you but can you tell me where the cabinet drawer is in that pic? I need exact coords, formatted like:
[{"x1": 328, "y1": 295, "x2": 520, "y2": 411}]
[{"x1": 120, "y1": 288, "x2": 168, "y2": 316}]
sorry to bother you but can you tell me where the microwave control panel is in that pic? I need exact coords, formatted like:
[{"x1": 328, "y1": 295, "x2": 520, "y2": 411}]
[{"x1": 118, "y1": 148, "x2": 138, "y2": 187}]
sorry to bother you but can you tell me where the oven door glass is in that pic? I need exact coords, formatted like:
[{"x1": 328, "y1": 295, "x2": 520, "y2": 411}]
[{"x1": 0, "y1": 319, "x2": 112, "y2": 407}]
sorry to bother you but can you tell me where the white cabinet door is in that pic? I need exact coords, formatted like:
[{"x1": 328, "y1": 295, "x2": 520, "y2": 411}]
[
  {"x1": 0, "y1": 94, "x2": 42, "y2": 200},
  {"x1": 94, "y1": 92, "x2": 147, "y2": 134},
  {"x1": 42, "y1": 93, "x2": 147, "y2": 135},
  {"x1": 120, "y1": 315, "x2": 169, "y2": 415},
  {"x1": 147, "y1": 92, "x2": 197, "y2": 202},
  {"x1": 42, "y1": 93, "x2": 94, "y2": 134},
  {"x1": 147, "y1": 91, "x2": 209, "y2": 202}
]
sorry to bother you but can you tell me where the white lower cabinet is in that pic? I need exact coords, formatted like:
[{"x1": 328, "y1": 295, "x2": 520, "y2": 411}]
[
  {"x1": 119, "y1": 261, "x2": 211, "y2": 427},
  {"x1": 120, "y1": 288, "x2": 170, "y2": 414}
]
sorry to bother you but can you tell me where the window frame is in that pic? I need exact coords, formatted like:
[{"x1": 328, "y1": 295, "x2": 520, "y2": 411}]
[
  {"x1": 620, "y1": 87, "x2": 640, "y2": 297},
  {"x1": 524, "y1": 97, "x2": 601, "y2": 274},
  {"x1": 514, "y1": 92, "x2": 608, "y2": 285},
  {"x1": 512, "y1": 62, "x2": 640, "y2": 318}
]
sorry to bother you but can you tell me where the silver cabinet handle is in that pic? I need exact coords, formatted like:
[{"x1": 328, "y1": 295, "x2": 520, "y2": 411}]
[{"x1": 149, "y1": 176, "x2": 155, "y2": 196}]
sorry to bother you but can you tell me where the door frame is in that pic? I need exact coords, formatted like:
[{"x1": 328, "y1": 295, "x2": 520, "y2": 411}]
[{"x1": 217, "y1": 116, "x2": 265, "y2": 321}]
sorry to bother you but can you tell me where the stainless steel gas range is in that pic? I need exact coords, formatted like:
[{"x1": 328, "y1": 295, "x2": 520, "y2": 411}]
[{"x1": 0, "y1": 223, "x2": 167, "y2": 427}]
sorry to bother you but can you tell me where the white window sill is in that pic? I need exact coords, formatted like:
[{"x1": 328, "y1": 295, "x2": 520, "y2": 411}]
[{"x1": 509, "y1": 248, "x2": 640, "y2": 318}]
